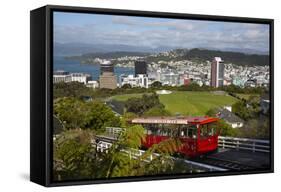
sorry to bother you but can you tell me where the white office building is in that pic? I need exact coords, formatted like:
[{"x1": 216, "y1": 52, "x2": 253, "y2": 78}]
[
  {"x1": 53, "y1": 70, "x2": 91, "y2": 84},
  {"x1": 120, "y1": 74, "x2": 149, "y2": 88},
  {"x1": 71, "y1": 73, "x2": 91, "y2": 84},
  {"x1": 53, "y1": 70, "x2": 72, "y2": 83},
  {"x1": 160, "y1": 72, "x2": 179, "y2": 86}
]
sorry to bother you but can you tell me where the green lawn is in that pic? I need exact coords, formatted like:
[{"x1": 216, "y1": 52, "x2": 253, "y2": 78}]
[{"x1": 112, "y1": 91, "x2": 238, "y2": 116}]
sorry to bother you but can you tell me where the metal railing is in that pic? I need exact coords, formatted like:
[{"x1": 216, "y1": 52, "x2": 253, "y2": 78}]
[
  {"x1": 218, "y1": 136, "x2": 270, "y2": 153},
  {"x1": 96, "y1": 141, "x2": 113, "y2": 153},
  {"x1": 106, "y1": 127, "x2": 123, "y2": 135},
  {"x1": 95, "y1": 140, "x2": 226, "y2": 171},
  {"x1": 104, "y1": 127, "x2": 123, "y2": 139},
  {"x1": 95, "y1": 140, "x2": 158, "y2": 161}
]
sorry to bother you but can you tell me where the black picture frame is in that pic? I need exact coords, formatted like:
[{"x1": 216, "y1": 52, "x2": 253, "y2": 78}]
[{"x1": 30, "y1": 5, "x2": 274, "y2": 187}]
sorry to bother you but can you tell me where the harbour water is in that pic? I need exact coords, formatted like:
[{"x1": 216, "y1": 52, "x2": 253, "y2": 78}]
[{"x1": 54, "y1": 56, "x2": 134, "y2": 81}]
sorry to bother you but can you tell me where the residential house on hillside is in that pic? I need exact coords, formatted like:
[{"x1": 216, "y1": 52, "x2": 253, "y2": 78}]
[{"x1": 217, "y1": 108, "x2": 244, "y2": 128}]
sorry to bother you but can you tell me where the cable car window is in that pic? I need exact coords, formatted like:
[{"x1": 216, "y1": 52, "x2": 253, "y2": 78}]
[
  {"x1": 200, "y1": 124, "x2": 209, "y2": 138},
  {"x1": 151, "y1": 124, "x2": 159, "y2": 135},
  {"x1": 208, "y1": 122, "x2": 218, "y2": 135},
  {"x1": 187, "y1": 125, "x2": 197, "y2": 139},
  {"x1": 200, "y1": 122, "x2": 217, "y2": 138},
  {"x1": 178, "y1": 125, "x2": 188, "y2": 137},
  {"x1": 161, "y1": 125, "x2": 170, "y2": 136},
  {"x1": 145, "y1": 124, "x2": 157, "y2": 135},
  {"x1": 164, "y1": 124, "x2": 176, "y2": 137}
]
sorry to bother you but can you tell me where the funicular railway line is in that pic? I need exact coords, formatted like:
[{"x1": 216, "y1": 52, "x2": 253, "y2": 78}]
[
  {"x1": 191, "y1": 156, "x2": 257, "y2": 171},
  {"x1": 95, "y1": 126, "x2": 270, "y2": 172},
  {"x1": 93, "y1": 137, "x2": 228, "y2": 172},
  {"x1": 190, "y1": 136, "x2": 270, "y2": 171}
]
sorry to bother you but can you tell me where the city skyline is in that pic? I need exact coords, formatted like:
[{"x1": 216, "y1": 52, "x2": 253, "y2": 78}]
[{"x1": 54, "y1": 12, "x2": 270, "y2": 54}]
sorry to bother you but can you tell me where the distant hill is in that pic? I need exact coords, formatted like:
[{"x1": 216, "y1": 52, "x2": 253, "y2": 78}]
[
  {"x1": 221, "y1": 48, "x2": 268, "y2": 55},
  {"x1": 54, "y1": 42, "x2": 268, "y2": 56},
  {"x1": 66, "y1": 51, "x2": 149, "y2": 61},
  {"x1": 197, "y1": 47, "x2": 269, "y2": 55},
  {"x1": 57, "y1": 43, "x2": 270, "y2": 66},
  {"x1": 180, "y1": 48, "x2": 269, "y2": 66},
  {"x1": 54, "y1": 42, "x2": 173, "y2": 56}
]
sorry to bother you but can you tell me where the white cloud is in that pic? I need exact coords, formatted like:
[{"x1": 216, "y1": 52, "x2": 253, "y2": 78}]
[
  {"x1": 112, "y1": 16, "x2": 137, "y2": 25},
  {"x1": 54, "y1": 17, "x2": 270, "y2": 53}
]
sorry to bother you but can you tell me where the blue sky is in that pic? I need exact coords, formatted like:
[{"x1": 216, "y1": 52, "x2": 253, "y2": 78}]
[{"x1": 54, "y1": 11, "x2": 270, "y2": 52}]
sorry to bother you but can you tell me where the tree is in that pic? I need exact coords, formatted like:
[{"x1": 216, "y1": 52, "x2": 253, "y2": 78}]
[
  {"x1": 100, "y1": 125, "x2": 146, "y2": 178},
  {"x1": 178, "y1": 82, "x2": 201, "y2": 91},
  {"x1": 258, "y1": 117, "x2": 270, "y2": 139},
  {"x1": 54, "y1": 97, "x2": 89, "y2": 129},
  {"x1": 125, "y1": 97, "x2": 146, "y2": 115},
  {"x1": 121, "y1": 83, "x2": 132, "y2": 89},
  {"x1": 151, "y1": 81, "x2": 162, "y2": 88},
  {"x1": 206, "y1": 108, "x2": 238, "y2": 137},
  {"x1": 217, "y1": 119, "x2": 237, "y2": 137},
  {"x1": 237, "y1": 117, "x2": 270, "y2": 139},
  {"x1": 53, "y1": 82, "x2": 92, "y2": 99},
  {"x1": 232, "y1": 101, "x2": 252, "y2": 120},
  {"x1": 247, "y1": 95, "x2": 261, "y2": 113},
  {"x1": 206, "y1": 108, "x2": 217, "y2": 117},
  {"x1": 54, "y1": 97, "x2": 121, "y2": 132},
  {"x1": 143, "y1": 106, "x2": 171, "y2": 117},
  {"x1": 85, "y1": 101, "x2": 121, "y2": 132},
  {"x1": 125, "y1": 93, "x2": 164, "y2": 115},
  {"x1": 53, "y1": 125, "x2": 183, "y2": 181},
  {"x1": 53, "y1": 129, "x2": 96, "y2": 180},
  {"x1": 121, "y1": 112, "x2": 138, "y2": 127},
  {"x1": 221, "y1": 84, "x2": 242, "y2": 93},
  {"x1": 100, "y1": 125, "x2": 182, "y2": 178}
]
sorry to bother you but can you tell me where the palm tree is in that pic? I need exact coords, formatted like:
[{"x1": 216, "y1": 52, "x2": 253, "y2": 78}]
[
  {"x1": 53, "y1": 125, "x2": 183, "y2": 180},
  {"x1": 99, "y1": 125, "x2": 183, "y2": 178}
]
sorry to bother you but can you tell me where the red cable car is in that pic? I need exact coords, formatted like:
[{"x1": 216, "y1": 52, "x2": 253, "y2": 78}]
[{"x1": 131, "y1": 116, "x2": 220, "y2": 157}]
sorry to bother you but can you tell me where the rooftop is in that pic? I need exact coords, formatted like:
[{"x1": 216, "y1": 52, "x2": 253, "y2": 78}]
[
  {"x1": 217, "y1": 108, "x2": 244, "y2": 123},
  {"x1": 213, "y1": 57, "x2": 224, "y2": 62},
  {"x1": 131, "y1": 116, "x2": 218, "y2": 125},
  {"x1": 71, "y1": 73, "x2": 91, "y2": 77},
  {"x1": 54, "y1": 70, "x2": 70, "y2": 76},
  {"x1": 101, "y1": 60, "x2": 112, "y2": 65}
]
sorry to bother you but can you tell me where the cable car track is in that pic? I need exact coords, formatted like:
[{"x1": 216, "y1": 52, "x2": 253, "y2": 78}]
[
  {"x1": 96, "y1": 129, "x2": 265, "y2": 171},
  {"x1": 191, "y1": 156, "x2": 257, "y2": 171},
  {"x1": 96, "y1": 137, "x2": 259, "y2": 171}
]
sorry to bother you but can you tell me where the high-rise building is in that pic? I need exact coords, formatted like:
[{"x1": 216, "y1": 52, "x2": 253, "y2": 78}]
[
  {"x1": 211, "y1": 57, "x2": 224, "y2": 87},
  {"x1": 99, "y1": 60, "x2": 117, "y2": 89},
  {"x1": 135, "y1": 59, "x2": 147, "y2": 76}
]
